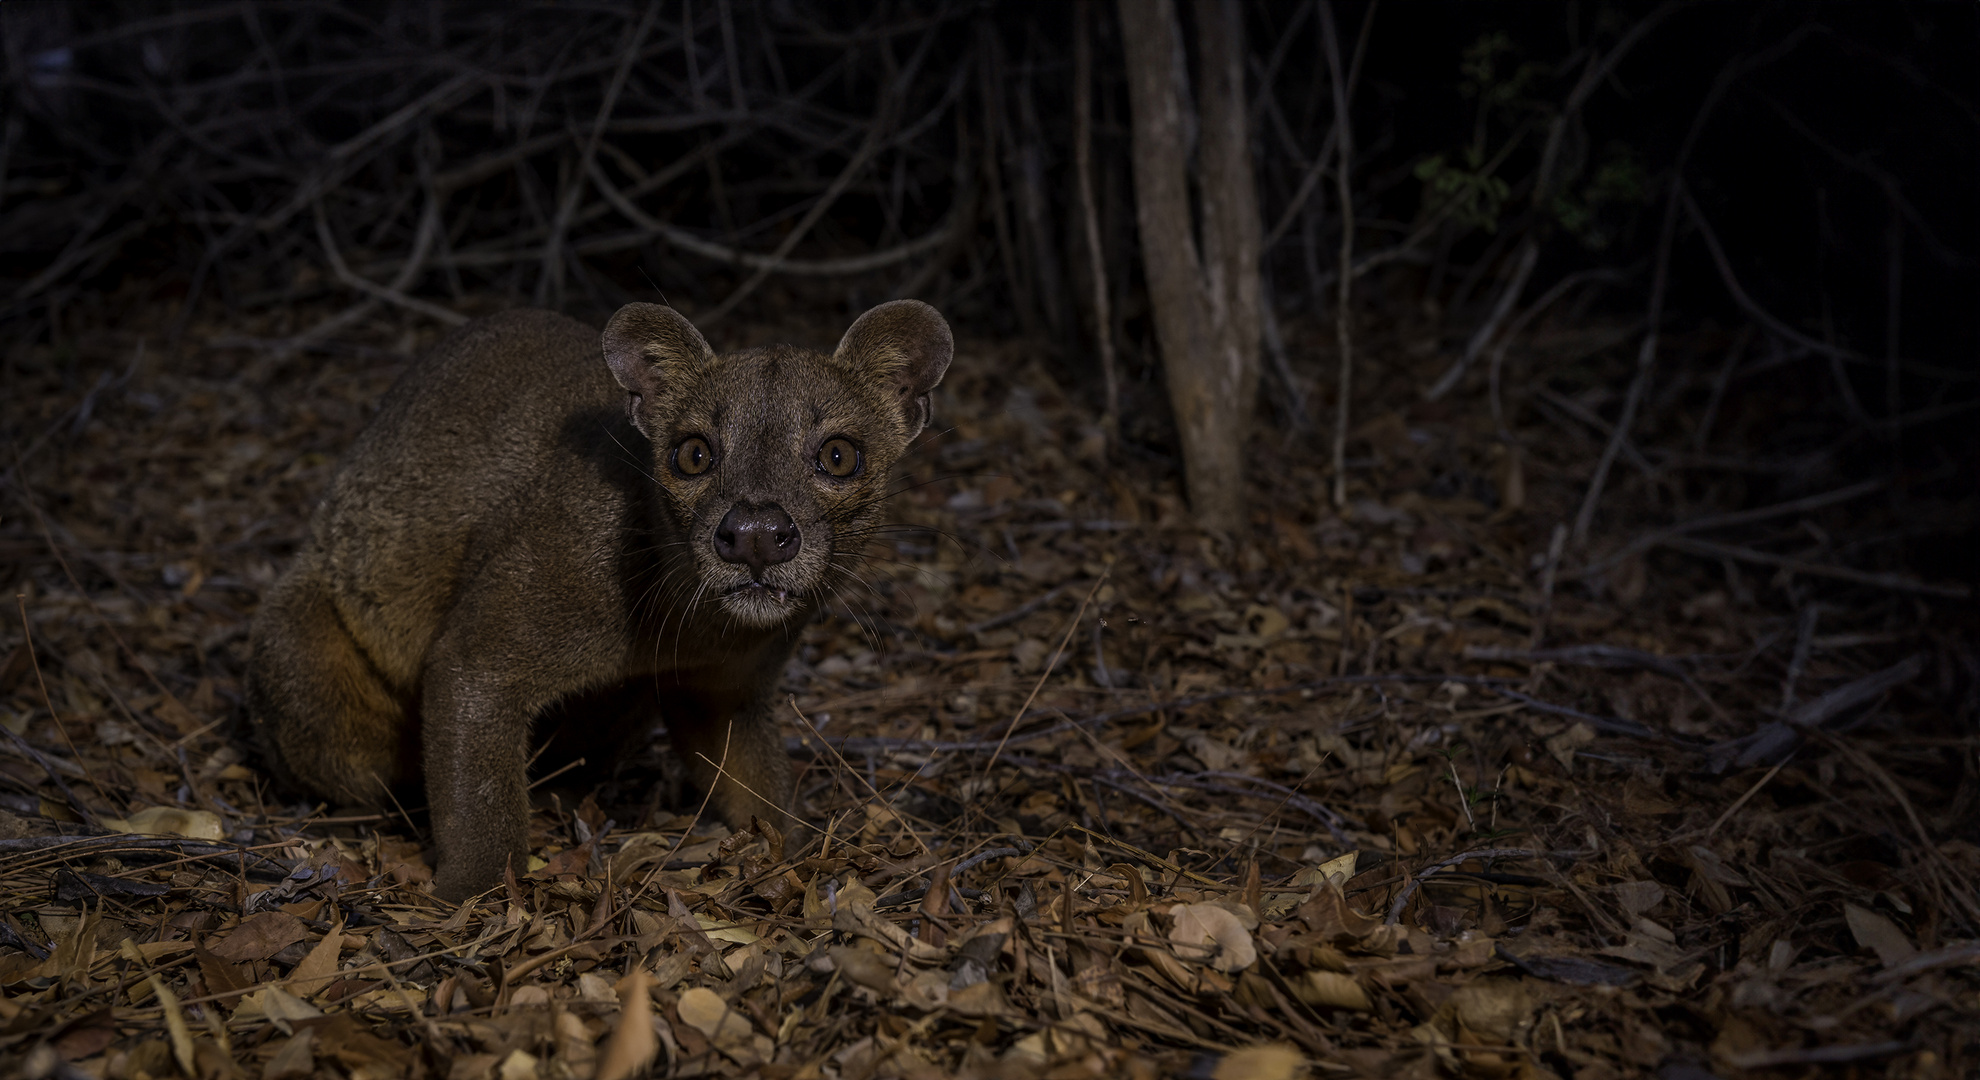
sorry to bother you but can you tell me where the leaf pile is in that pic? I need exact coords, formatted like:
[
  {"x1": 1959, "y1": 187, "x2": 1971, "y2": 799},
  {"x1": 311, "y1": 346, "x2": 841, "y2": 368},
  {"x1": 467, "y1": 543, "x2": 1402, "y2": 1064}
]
[{"x1": 1, "y1": 299, "x2": 1975, "y2": 1078}]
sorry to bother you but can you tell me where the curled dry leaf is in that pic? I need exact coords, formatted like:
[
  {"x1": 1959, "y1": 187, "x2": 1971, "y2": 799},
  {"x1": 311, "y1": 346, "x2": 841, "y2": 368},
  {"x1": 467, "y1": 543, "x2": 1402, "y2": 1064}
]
[
  {"x1": 832, "y1": 882, "x2": 948, "y2": 962},
  {"x1": 675, "y1": 986, "x2": 764, "y2": 1063},
  {"x1": 1844, "y1": 904, "x2": 1916, "y2": 968},
  {"x1": 103, "y1": 806, "x2": 223, "y2": 840},
  {"x1": 1449, "y1": 978, "x2": 1532, "y2": 1043},
  {"x1": 1288, "y1": 851, "x2": 1359, "y2": 893},
  {"x1": 1295, "y1": 883, "x2": 1383, "y2": 944},
  {"x1": 595, "y1": 968, "x2": 657, "y2": 1080},
  {"x1": 118, "y1": 939, "x2": 194, "y2": 1077},
  {"x1": 232, "y1": 985, "x2": 323, "y2": 1035},
  {"x1": 1167, "y1": 902, "x2": 1257, "y2": 973},
  {"x1": 822, "y1": 944, "x2": 901, "y2": 994},
  {"x1": 262, "y1": 1030, "x2": 316, "y2": 1080},
  {"x1": 1611, "y1": 880, "x2": 1665, "y2": 917},
  {"x1": 1211, "y1": 1044, "x2": 1307, "y2": 1080},
  {"x1": 285, "y1": 919, "x2": 343, "y2": 1000},
  {"x1": 1544, "y1": 722, "x2": 1597, "y2": 770},
  {"x1": 208, "y1": 911, "x2": 309, "y2": 963},
  {"x1": 1297, "y1": 970, "x2": 1372, "y2": 1011}
]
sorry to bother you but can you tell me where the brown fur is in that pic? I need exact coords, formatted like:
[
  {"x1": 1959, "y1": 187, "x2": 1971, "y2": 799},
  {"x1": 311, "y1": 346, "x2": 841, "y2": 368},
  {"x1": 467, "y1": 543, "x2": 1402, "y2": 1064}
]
[{"x1": 247, "y1": 301, "x2": 952, "y2": 902}]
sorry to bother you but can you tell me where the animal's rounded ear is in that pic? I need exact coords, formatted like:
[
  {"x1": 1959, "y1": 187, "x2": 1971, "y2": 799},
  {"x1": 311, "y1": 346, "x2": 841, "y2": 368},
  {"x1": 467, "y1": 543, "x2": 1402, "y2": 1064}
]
[
  {"x1": 601, "y1": 304, "x2": 715, "y2": 427},
  {"x1": 832, "y1": 300, "x2": 953, "y2": 440}
]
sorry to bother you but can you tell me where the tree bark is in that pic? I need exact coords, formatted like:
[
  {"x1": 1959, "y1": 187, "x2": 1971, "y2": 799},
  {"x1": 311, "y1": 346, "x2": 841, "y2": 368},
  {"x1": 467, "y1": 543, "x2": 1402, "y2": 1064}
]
[
  {"x1": 1194, "y1": 0, "x2": 1264, "y2": 443},
  {"x1": 1117, "y1": 0, "x2": 1261, "y2": 533}
]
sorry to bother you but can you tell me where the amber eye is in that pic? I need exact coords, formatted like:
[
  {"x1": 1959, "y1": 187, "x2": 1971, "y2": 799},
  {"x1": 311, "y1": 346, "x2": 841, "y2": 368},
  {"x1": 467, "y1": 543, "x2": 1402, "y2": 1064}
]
[
  {"x1": 673, "y1": 436, "x2": 714, "y2": 476},
  {"x1": 816, "y1": 437, "x2": 861, "y2": 478}
]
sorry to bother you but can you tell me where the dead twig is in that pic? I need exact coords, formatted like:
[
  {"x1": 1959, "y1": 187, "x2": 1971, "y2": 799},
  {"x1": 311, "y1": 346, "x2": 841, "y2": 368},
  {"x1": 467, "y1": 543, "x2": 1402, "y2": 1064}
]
[
  {"x1": 536, "y1": 3, "x2": 658, "y2": 307},
  {"x1": 697, "y1": 23, "x2": 937, "y2": 323},
  {"x1": 1709, "y1": 654, "x2": 1926, "y2": 770},
  {"x1": 1661, "y1": 536, "x2": 1969, "y2": 600},
  {"x1": 1319, "y1": 0, "x2": 1355, "y2": 508},
  {"x1": 1573, "y1": 477, "x2": 1884, "y2": 581},
  {"x1": 1073, "y1": 5, "x2": 1119, "y2": 431},
  {"x1": 312, "y1": 194, "x2": 464, "y2": 328},
  {"x1": 981, "y1": 568, "x2": 1111, "y2": 778}
]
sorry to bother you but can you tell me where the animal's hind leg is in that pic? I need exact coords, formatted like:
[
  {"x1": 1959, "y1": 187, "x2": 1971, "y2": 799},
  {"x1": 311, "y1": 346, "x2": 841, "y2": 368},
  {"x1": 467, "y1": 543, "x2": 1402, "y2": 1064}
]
[{"x1": 247, "y1": 570, "x2": 413, "y2": 807}]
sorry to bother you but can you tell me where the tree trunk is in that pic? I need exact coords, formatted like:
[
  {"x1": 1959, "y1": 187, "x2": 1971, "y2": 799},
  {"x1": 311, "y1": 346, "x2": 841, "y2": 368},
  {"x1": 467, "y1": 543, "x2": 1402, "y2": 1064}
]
[
  {"x1": 1117, "y1": 0, "x2": 1261, "y2": 533},
  {"x1": 1194, "y1": 0, "x2": 1264, "y2": 441}
]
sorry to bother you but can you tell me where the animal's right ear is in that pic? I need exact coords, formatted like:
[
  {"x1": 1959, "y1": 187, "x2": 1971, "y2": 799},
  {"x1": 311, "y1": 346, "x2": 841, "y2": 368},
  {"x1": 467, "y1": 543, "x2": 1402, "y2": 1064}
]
[{"x1": 601, "y1": 303, "x2": 715, "y2": 438}]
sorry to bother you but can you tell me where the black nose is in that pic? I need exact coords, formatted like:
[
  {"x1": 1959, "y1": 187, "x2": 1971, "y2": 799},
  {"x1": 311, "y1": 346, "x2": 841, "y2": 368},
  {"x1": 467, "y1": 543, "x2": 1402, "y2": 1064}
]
[{"x1": 713, "y1": 501, "x2": 800, "y2": 574}]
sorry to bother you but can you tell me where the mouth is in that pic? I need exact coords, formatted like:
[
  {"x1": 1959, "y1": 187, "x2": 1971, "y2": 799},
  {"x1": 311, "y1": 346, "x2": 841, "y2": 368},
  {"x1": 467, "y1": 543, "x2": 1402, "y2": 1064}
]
[
  {"x1": 725, "y1": 580, "x2": 797, "y2": 606},
  {"x1": 716, "y1": 580, "x2": 805, "y2": 628}
]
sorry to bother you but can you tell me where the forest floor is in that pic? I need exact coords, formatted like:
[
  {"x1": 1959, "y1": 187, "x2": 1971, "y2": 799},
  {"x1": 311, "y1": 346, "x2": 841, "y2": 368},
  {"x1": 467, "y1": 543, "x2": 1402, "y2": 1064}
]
[{"x1": 1, "y1": 290, "x2": 1974, "y2": 1079}]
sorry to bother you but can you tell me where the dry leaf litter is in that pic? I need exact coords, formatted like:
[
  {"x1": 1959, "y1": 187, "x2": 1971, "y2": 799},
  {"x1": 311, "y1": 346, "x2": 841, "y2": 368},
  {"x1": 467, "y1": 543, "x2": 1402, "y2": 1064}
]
[{"x1": 1, "y1": 298, "x2": 1975, "y2": 1079}]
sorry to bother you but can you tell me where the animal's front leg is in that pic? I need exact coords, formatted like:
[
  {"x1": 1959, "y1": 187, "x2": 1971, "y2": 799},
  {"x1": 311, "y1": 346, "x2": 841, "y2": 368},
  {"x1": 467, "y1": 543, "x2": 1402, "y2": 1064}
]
[
  {"x1": 423, "y1": 682, "x2": 533, "y2": 904},
  {"x1": 670, "y1": 691, "x2": 796, "y2": 836}
]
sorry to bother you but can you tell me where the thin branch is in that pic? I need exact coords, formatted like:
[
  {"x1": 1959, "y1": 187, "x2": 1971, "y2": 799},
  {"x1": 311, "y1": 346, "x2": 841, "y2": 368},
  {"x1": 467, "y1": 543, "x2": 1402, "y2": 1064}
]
[
  {"x1": 1427, "y1": 3, "x2": 1679, "y2": 403},
  {"x1": 1319, "y1": 0, "x2": 1356, "y2": 508},
  {"x1": 1074, "y1": 4, "x2": 1120, "y2": 429},
  {"x1": 1573, "y1": 477, "x2": 1885, "y2": 580},
  {"x1": 312, "y1": 194, "x2": 464, "y2": 327},
  {"x1": 537, "y1": 3, "x2": 659, "y2": 306},
  {"x1": 697, "y1": 23, "x2": 937, "y2": 323},
  {"x1": 587, "y1": 158, "x2": 954, "y2": 276}
]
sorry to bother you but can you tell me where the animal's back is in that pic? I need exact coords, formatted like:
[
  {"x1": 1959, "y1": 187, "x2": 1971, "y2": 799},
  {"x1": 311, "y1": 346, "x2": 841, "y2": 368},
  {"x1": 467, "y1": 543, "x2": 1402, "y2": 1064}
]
[{"x1": 305, "y1": 309, "x2": 616, "y2": 690}]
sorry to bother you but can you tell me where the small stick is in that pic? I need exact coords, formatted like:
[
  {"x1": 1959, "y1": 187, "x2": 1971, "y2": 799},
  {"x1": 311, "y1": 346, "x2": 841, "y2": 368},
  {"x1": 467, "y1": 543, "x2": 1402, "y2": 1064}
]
[
  {"x1": 1705, "y1": 756, "x2": 1788, "y2": 841},
  {"x1": 0, "y1": 724, "x2": 98, "y2": 828},
  {"x1": 14, "y1": 595, "x2": 103, "y2": 806},
  {"x1": 1073, "y1": 5, "x2": 1120, "y2": 430},
  {"x1": 1676, "y1": 183, "x2": 1924, "y2": 424},
  {"x1": 1444, "y1": 757, "x2": 1476, "y2": 832},
  {"x1": 1692, "y1": 324, "x2": 1753, "y2": 453},
  {"x1": 1091, "y1": 617, "x2": 1112, "y2": 690},
  {"x1": 1571, "y1": 175, "x2": 1678, "y2": 548},
  {"x1": 1531, "y1": 523, "x2": 1567, "y2": 648},
  {"x1": 1814, "y1": 730, "x2": 1980, "y2": 928},
  {"x1": 1884, "y1": 187, "x2": 1904, "y2": 426},
  {"x1": 981, "y1": 567, "x2": 1112, "y2": 778},
  {"x1": 1574, "y1": 476, "x2": 1884, "y2": 581},
  {"x1": 975, "y1": 27, "x2": 1029, "y2": 336},
  {"x1": 700, "y1": 26, "x2": 937, "y2": 323},
  {"x1": 1335, "y1": 581, "x2": 1354, "y2": 676},
  {"x1": 965, "y1": 582, "x2": 1069, "y2": 635},
  {"x1": 1431, "y1": 3, "x2": 1678, "y2": 404},
  {"x1": 718, "y1": 0, "x2": 744, "y2": 112},
  {"x1": 313, "y1": 195, "x2": 463, "y2": 326},
  {"x1": 1662, "y1": 537, "x2": 1968, "y2": 599},
  {"x1": 612, "y1": 719, "x2": 731, "y2": 915},
  {"x1": 589, "y1": 157, "x2": 957, "y2": 276},
  {"x1": 791, "y1": 674, "x2": 1520, "y2": 759},
  {"x1": 537, "y1": 3, "x2": 659, "y2": 306},
  {"x1": 1426, "y1": 240, "x2": 1536, "y2": 402},
  {"x1": 1780, "y1": 604, "x2": 1819, "y2": 711},
  {"x1": 1262, "y1": 299, "x2": 1309, "y2": 434},
  {"x1": 1570, "y1": 26, "x2": 1756, "y2": 547},
  {"x1": 788, "y1": 698, "x2": 930, "y2": 855},
  {"x1": 1488, "y1": 268, "x2": 1628, "y2": 439},
  {"x1": 1263, "y1": 0, "x2": 1376, "y2": 250}
]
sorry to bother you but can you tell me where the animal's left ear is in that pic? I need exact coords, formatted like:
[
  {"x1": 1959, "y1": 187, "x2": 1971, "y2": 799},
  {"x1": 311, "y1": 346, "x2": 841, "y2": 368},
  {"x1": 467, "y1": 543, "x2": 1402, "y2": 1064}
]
[{"x1": 832, "y1": 300, "x2": 953, "y2": 440}]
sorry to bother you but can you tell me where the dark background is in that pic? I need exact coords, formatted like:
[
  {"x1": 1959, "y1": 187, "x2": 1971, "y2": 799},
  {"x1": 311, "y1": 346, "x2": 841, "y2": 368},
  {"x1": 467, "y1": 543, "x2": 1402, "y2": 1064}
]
[{"x1": 2, "y1": 3, "x2": 1973, "y2": 576}]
